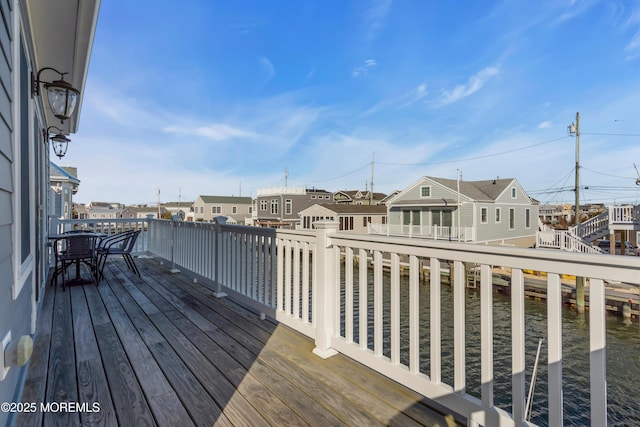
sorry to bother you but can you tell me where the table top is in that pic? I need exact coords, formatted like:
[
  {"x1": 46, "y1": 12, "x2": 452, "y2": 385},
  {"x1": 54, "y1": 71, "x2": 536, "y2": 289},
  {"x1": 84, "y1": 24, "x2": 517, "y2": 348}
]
[{"x1": 48, "y1": 232, "x2": 107, "y2": 240}]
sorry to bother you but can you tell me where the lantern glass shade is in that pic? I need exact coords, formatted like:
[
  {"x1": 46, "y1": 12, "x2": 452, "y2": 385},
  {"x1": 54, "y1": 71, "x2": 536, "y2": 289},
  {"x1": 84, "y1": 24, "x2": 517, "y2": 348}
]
[
  {"x1": 45, "y1": 79, "x2": 79, "y2": 121},
  {"x1": 50, "y1": 133, "x2": 70, "y2": 159}
]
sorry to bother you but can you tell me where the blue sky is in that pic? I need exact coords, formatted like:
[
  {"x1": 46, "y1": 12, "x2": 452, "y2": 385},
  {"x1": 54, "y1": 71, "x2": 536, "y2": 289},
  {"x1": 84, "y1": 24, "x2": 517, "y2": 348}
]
[{"x1": 64, "y1": 0, "x2": 640, "y2": 205}]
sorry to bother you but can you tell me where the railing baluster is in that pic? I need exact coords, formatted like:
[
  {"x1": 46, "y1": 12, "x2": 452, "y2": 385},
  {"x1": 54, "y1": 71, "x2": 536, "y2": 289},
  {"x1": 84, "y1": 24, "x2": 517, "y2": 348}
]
[
  {"x1": 390, "y1": 252, "x2": 400, "y2": 365},
  {"x1": 430, "y1": 257, "x2": 441, "y2": 384},
  {"x1": 481, "y1": 263, "x2": 493, "y2": 408},
  {"x1": 285, "y1": 240, "x2": 292, "y2": 315},
  {"x1": 547, "y1": 273, "x2": 563, "y2": 426},
  {"x1": 302, "y1": 241, "x2": 310, "y2": 324},
  {"x1": 453, "y1": 260, "x2": 465, "y2": 393},
  {"x1": 373, "y1": 250, "x2": 383, "y2": 357},
  {"x1": 277, "y1": 238, "x2": 284, "y2": 312},
  {"x1": 345, "y1": 247, "x2": 354, "y2": 342},
  {"x1": 293, "y1": 241, "x2": 301, "y2": 320},
  {"x1": 409, "y1": 255, "x2": 419, "y2": 375},
  {"x1": 511, "y1": 268, "x2": 526, "y2": 423},
  {"x1": 359, "y1": 248, "x2": 368, "y2": 350},
  {"x1": 590, "y1": 278, "x2": 607, "y2": 426}
]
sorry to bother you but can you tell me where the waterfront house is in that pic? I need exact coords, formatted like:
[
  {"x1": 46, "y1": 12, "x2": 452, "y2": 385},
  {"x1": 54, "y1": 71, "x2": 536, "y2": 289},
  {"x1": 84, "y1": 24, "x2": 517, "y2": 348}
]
[
  {"x1": 193, "y1": 195, "x2": 253, "y2": 223},
  {"x1": 299, "y1": 203, "x2": 387, "y2": 233},
  {"x1": 49, "y1": 163, "x2": 80, "y2": 220},
  {"x1": 378, "y1": 176, "x2": 539, "y2": 246},
  {"x1": 163, "y1": 201, "x2": 194, "y2": 220},
  {"x1": 253, "y1": 186, "x2": 333, "y2": 228},
  {"x1": 123, "y1": 205, "x2": 168, "y2": 219},
  {"x1": 0, "y1": 1, "x2": 100, "y2": 425}
]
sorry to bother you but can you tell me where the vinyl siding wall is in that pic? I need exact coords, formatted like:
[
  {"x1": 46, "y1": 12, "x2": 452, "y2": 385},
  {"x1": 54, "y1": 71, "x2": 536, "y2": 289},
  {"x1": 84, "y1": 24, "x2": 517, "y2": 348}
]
[{"x1": 0, "y1": 2, "x2": 35, "y2": 426}]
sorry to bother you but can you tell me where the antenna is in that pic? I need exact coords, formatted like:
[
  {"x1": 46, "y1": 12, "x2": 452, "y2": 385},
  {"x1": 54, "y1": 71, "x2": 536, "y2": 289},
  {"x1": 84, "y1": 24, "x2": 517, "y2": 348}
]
[
  {"x1": 634, "y1": 163, "x2": 640, "y2": 186},
  {"x1": 285, "y1": 167, "x2": 289, "y2": 187}
]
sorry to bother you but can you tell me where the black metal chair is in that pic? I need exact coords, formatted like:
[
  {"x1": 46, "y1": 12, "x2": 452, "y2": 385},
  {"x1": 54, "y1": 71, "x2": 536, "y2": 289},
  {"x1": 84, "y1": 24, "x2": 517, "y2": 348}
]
[
  {"x1": 57, "y1": 234, "x2": 99, "y2": 290},
  {"x1": 96, "y1": 230, "x2": 141, "y2": 282}
]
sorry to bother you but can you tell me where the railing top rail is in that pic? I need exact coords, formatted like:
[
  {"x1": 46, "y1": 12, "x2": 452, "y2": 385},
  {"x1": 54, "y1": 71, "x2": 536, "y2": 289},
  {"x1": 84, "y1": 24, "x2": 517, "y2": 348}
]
[{"x1": 331, "y1": 230, "x2": 640, "y2": 282}]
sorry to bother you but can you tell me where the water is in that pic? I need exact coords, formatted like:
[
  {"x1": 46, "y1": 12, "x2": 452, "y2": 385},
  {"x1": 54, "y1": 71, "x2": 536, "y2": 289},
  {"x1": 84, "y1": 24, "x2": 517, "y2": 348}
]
[{"x1": 338, "y1": 267, "x2": 640, "y2": 426}]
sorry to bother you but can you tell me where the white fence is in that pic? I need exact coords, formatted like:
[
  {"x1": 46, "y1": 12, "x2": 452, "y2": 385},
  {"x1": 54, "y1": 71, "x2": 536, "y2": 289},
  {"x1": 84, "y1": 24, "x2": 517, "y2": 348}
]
[
  {"x1": 143, "y1": 219, "x2": 640, "y2": 426},
  {"x1": 369, "y1": 223, "x2": 476, "y2": 242}
]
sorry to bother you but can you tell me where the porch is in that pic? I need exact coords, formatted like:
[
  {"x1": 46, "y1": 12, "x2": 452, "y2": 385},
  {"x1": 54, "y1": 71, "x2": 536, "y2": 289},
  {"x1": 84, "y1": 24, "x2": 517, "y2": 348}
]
[{"x1": 17, "y1": 257, "x2": 457, "y2": 426}]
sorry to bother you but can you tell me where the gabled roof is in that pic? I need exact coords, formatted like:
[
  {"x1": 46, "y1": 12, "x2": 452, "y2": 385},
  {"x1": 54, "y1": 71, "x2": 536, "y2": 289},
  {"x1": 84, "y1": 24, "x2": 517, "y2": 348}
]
[
  {"x1": 50, "y1": 162, "x2": 80, "y2": 183},
  {"x1": 428, "y1": 176, "x2": 514, "y2": 202}
]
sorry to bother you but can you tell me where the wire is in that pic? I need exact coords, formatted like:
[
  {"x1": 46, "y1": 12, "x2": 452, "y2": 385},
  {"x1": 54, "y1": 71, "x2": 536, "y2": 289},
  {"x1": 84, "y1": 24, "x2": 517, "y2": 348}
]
[
  {"x1": 582, "y1": 132, "x2": 640, "y2": 137},
  {"x1": 377, "y1": 135, "x2": 571, "y2": 166},
  {"x1": 289, "y1": 162, "x2": 372, "y2": 184},
  {"x1": 581, "y1": 166, "x2": 636, "y2": 180}
]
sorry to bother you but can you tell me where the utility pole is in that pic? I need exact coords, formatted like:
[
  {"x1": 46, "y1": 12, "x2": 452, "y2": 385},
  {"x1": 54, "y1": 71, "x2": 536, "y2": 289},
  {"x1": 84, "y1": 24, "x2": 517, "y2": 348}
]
[
  {"x1": 568, "y1": 112, "x2": 584, "y2": 313},
  {"x1": 370, "y1": 152, "x2": 374, "y2": 205},
  {"x1": 285, "y1": 167, "x2": 288, "y2": 188},
  {"x1": 157, "y1": 188, "x2": 161, "y2": 218}
]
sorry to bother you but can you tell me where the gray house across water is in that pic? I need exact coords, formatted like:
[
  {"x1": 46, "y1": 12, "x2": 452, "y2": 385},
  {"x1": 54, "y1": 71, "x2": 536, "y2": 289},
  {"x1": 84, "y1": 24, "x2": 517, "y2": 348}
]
[{"x1": 377, "y1": 176, "x2": 539, "y2": 247}]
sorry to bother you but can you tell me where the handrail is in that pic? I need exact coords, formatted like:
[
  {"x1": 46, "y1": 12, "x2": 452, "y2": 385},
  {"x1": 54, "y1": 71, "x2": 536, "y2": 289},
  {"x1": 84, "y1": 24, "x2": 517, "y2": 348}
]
[{"x1": 144, "y1": 219, "x2": 636, "y2": 426}]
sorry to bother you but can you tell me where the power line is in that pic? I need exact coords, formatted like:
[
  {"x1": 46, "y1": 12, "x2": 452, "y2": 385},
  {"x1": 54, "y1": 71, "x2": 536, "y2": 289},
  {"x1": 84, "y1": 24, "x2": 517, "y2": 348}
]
[
  {"x1": 377, "y1": 135, "x2": 571, "y2": 166},
  {"x1": 582, "y1": 132, "x2": 640, "y2": 137}
]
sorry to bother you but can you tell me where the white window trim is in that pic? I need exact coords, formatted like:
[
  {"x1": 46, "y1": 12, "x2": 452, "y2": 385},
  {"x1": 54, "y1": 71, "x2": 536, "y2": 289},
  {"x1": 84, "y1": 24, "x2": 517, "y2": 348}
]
[
  {"x1": 495, "y1": 207, "x2": 501, "y2": 223},
  {"x1": 420, "y1": 185, "x2": 431, "y2": 198},
  {"x1": 509, "y1": 208, "x2": 516, "y2": 230},
  {"x1": 525, "y1": 208, "x2": 531, "y2": 229},
  {"x1": 480, "y1": 207, "x2": 488, "y2": 224},
  {"x1": 511, "y1": 187, "x2": 517, "y2": 198}
]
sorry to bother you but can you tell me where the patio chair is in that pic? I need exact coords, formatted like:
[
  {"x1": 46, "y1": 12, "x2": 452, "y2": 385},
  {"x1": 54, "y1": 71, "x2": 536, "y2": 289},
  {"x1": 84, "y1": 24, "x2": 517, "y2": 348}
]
[
  {"x1": 57, "y1": 234, "x2": 99, "y2": 290},
  {"x1": 96, "y1": 230, "x2": 141, "y2": 282}
]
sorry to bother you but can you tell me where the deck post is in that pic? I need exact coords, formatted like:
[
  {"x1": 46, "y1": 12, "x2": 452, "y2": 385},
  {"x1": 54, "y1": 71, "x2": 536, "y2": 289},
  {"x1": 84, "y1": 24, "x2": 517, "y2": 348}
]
[{"x1": 312, "y1": 220, "x2": 339, "y2": 359}]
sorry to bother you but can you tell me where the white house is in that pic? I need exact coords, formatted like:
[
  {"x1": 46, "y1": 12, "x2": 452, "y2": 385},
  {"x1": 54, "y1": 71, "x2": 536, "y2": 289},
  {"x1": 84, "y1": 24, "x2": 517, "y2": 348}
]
[
  {"x1": 49, "y1": 163, "x2": 80, "y2": 219},
  {"x1": 380, "y1": 176, "x2": 539, "y2": 247},
  {"x1": 299, "y1": 203, "x2": 387, "y2": 233}
]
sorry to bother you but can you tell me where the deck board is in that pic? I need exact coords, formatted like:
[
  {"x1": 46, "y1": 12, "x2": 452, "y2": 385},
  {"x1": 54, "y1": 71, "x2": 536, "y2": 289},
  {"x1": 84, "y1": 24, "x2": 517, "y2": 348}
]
[{"x1": 18, "y1": 257, "x2": 460, "y2": 427}]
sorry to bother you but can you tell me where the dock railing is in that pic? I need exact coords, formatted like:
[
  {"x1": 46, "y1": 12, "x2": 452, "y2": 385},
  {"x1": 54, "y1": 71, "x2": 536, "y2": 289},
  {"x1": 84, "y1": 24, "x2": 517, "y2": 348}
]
[{"x1": 144, "y1": 219, "x2": 639, "y2": 426}]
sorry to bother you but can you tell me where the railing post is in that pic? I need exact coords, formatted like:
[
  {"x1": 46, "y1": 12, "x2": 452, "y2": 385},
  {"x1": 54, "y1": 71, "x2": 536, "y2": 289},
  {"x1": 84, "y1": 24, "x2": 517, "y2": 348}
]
[
  {"x1": 169, "y1": 215, "x2": 180, "y2": 274},
  {"x1": 213, "y1": 216, "x2": 228, "y2": 298},
  {"x1": 312, "y1": 220, "x2": 339, "y2": 359}
]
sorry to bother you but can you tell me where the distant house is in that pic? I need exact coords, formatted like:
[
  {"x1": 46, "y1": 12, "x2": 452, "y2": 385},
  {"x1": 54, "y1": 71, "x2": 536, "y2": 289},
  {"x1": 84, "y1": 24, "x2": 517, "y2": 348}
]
[
  {"x1": 253, "y1": 187, "x2": 333, "y2": 228},
  {"x1": 299, "y1": 203, "x2": 387, "y2": 233},
  {"x1": 49, "y1": 162, "x2": 80, "y2": 219},
  {"x1": 124, "y1": 206, "x2": 168, "y2": 219},
  {"x1": 193, "y1": 195, "x2": 252, "y2": 222},
  {"x1": 381, "y1": 176, "x2": 539, "y2": 247},
  {"x1": 163, "y1": 201, "x2": 194, "y2": 220},
  {"x1": 333, "y1": 190, "x2": 387, "y2": 205}
]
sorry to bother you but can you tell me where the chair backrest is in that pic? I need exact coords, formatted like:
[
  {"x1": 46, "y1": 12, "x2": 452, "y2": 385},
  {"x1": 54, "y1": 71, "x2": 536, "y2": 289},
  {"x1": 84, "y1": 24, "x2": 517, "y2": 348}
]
[
  {"x1": 64, "y1": 234, "x2": 96, "y2": 259},
  {"x1": 123, "y1": 230, "x2": 141, "y2": 254},
  {"x1": 100, "y1": 230, "x2": 138, "y2": 252}
]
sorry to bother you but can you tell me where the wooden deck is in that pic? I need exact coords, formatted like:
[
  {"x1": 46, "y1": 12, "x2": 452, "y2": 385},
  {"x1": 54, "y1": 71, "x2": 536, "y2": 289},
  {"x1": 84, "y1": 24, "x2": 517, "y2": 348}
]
[{"x1": 18, "y1": 257, "x2": 460, "y2": 426}]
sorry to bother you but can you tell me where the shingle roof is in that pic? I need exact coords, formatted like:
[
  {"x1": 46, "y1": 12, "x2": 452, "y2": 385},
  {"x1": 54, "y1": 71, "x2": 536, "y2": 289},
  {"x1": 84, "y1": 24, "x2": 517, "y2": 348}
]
[
  {"x1": 428, "y1": 176, "x2": 514, "y2": 201},
  {"x1": 198, "y1": 196, "x2": 252, "y2": 204},
  {"x1": 316, "y1": 203, "x2": 387, "y2": 214}
]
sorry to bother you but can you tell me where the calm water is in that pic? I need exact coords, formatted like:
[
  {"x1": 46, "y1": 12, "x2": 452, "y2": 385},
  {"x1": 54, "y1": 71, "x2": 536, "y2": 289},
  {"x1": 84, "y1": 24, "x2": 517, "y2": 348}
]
[{"x1": 338, "y1": 268, "x2": 640, "y2": 426}]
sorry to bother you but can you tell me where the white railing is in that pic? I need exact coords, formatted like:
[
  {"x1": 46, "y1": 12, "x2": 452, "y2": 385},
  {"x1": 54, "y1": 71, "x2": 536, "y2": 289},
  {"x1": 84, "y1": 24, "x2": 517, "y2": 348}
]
[
  {"x1": 369, "y1": 223, "x2": 476, "y2": 242},
  {"x1": 609, "y1": 205, "x2": 640, "y2": 224},
  {"x1": 537, "y1": 230, "x2": 602, "y2": 254},
  {"x1": 570, "y1": 210, "x2": 609, "y2": 240},
  {"x1": 144, "y1": 219, "x2": 637, "y2": 427},
  {"x1": 49, "y1": 217, "x2": 151, "y2": 256}
]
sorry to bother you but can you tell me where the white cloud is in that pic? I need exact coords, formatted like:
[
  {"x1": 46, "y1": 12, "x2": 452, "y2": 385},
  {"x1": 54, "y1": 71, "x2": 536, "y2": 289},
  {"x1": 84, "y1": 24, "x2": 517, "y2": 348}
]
[
  {"x1": 365, "y1": 0, "x2": 393, "y2": 41},
  {"x1": 538, "y1": 121, "x2": 552, "y2": 129},
  {"x1": 439, "y1": 66, "x2": 500, "y2": 106},
  {"x1": 162, "y1": 124, "x2": 257, "y2": 141},
  {"x1": 625, "y1": 31, "x2": 640, "y2": 61},
  {"x1": 259, "y1": 56, "x2": 275, "y2": 84},
  {"x1": 352, "y1": 59, "x2": 378, "y2": 77}
]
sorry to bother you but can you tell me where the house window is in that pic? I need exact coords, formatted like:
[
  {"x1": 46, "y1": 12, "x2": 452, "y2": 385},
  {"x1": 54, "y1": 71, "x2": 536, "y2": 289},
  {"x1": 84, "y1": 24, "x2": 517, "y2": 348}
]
[
  {"x1": 495, "y1": 208, "x2": 501, "y2": 223},
  {"x1": 511, "y1": 187, "x2": 517, "y2": 198},
  {"x1": 211, "y1": 206, "x2": 221, "y2": 214},
  {"x1": 525, "y1": 208, "x2": 531, "y2": 228},
  {"x1": 509, "y1": 208, "x2": 515, "y2": 229},
  {"x1": 362, "y1": 216, "x2": 372, "y2": 227},
  {"x1": 340, "y1": 216, "x2": 354, "y2": 230},
  {"x1": 249, "y1": 206, "x2": 252, "y2": 214},
  {"x1": 260, "y1": 200, "x2": 268, "y2": 210},
  {"x1": 311, "y1": 195, "x2": 316, "y2": 199},
  {"x1": 232, "y1": 206, "x2": 237, "y2": 214},
  {"x1": 382, "y1": 216, "x2": 387, "y2": 225},
  {"x1": 420, "y1": 186, "x2": 431, "y2": 198},
  {"x1": 270, "y1": 199, "x2": 278, "y2": 215},
  {"x1": 285, "y1": 199, "x2": 292, "y2": 215},
  {"x1": 481, "y1": 207, "x2": 488, "y2": 223}
]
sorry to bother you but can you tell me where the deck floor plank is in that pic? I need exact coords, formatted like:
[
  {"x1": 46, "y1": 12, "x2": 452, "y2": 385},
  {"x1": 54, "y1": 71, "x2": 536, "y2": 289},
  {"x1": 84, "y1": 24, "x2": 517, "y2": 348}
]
[{"x1": 18, "y1": 257, "x2": 460, "y2": 427}]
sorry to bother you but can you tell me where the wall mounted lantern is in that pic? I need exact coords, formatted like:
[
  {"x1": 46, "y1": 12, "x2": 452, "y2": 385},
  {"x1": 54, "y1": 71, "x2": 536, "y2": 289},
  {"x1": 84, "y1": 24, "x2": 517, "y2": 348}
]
[
  {"x1": 45, "y1": 126, "x2": 71, "y2": 159},
  {"x1": 32, "y1": 67, "x2": 80, "y2": 122}
]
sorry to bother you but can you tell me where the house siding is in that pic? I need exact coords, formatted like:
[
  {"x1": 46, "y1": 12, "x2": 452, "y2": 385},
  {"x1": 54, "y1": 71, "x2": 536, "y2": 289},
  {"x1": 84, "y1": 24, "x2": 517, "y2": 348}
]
[{"x1": 0, "y1": 2, "x2": 34, "y2": 426}]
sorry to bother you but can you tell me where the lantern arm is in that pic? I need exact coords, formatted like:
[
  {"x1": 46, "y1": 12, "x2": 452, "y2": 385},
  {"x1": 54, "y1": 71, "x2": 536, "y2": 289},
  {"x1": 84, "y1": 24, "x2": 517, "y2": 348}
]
[{"x1": 32, "y1": 67, "x2": 69, "y2": 97}]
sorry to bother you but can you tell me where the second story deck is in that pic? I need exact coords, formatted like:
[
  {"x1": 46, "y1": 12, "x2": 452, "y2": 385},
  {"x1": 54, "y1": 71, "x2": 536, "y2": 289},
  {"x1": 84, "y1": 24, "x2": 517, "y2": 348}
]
[{"x1": 18, "y1": 258, "x2": 458, "y2": 426}]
